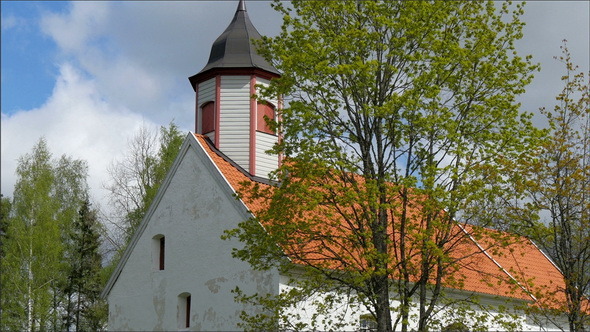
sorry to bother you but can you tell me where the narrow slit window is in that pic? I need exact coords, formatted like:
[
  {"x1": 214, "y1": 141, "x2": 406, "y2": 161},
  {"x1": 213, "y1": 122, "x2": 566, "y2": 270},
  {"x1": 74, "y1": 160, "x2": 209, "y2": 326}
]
[
  {"x1": 153, "y1": 235, "x2": 165, "y2": 271},
  {"x1": 159, "y1": 236, "x2": 165, "y2": 270},
  {"x1": 178, "y1": 292, "x2": 191, "y2": 329},
  {"x1": 185, "y1": 295, "x2": 191, "y2": 328}
]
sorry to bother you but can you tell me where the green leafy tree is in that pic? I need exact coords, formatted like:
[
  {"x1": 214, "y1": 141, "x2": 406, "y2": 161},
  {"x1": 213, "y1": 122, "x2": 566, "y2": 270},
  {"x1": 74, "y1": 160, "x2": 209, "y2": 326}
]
[
  {"x1": 2, "y1": 138, "x2": 59, "y2": 331},
  {"x1": 0, "y1": 139, "x2": 93, "y2": 332},
  {"x1": 226, "y1": 1, "x2": 541, "y2": 331},
  {"x1": 0, "y1": 194, "x2": 13, "y2": 328},
  {"x1": 0, "y1": 138, "x2": 90, "y2": 331},
  {"x1": 515, "y1": 42, "x2": 590, "y2": 332}
]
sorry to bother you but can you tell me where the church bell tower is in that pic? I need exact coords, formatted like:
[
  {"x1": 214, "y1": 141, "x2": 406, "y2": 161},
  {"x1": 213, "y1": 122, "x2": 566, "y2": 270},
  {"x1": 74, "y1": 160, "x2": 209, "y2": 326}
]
[{"x1": 189, "y1": 0, "x2": 281, "y2": 179}]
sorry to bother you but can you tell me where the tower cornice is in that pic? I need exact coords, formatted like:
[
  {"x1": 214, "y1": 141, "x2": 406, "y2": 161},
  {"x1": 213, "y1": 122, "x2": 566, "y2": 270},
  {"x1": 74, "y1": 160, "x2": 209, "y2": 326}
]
[{"x1": 189, "y1": 67, "x2": 279, "y2": 92}]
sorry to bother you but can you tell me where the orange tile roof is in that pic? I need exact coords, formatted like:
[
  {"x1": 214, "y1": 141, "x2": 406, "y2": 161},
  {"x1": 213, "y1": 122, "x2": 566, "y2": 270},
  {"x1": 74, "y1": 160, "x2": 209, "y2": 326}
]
[{"x1": 194, "y1": 134, "x2": 567, "y2": 305}]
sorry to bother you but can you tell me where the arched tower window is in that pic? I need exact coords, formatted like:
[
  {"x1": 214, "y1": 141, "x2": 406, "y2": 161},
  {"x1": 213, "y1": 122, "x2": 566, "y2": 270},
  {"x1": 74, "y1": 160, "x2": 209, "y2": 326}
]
[
  {"x1": 257, "y1": 101, "x2": 276, "y2": 135},
  {"x1": 201, "y1": 101, "x2": 215, "y2": 134}
]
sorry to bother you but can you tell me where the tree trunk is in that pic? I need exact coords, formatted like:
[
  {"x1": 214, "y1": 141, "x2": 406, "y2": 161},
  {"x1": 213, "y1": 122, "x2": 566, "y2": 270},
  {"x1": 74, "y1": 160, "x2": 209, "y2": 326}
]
[
  {"x1": 375, "y1": 274, "x2": 392, "y2": 332},
  {"x1": 27, "y1": 239, "x2": 34, "y2": 332},
  {"x1": 76, "y1": 288, "x2": 82, "y2": 331}
]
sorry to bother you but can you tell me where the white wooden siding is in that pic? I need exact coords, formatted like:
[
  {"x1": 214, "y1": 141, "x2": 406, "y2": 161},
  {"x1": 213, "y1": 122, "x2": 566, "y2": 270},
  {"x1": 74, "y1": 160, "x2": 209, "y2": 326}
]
[
  {"x1": 220, "y1": 76, "x2": 251, "y2": 170},
  {"x1": 256, "y1": 132, "x2": 278, "y2": 178},
  {"x1": 198, "y1": 78, "x2": 216, "y2": 105}
]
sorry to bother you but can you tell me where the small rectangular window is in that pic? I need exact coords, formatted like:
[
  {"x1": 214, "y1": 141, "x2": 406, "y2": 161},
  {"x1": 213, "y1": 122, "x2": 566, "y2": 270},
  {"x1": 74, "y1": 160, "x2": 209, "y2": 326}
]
[
  {"x1": 159, "y1": 237, "x2": 165, "y2": 270},
  {"x1": 185, "y1": 295, "x2": 191, "y2": 328},
  {"x1": 178, "y1": 293, "x2": 191, "y2": 329}
]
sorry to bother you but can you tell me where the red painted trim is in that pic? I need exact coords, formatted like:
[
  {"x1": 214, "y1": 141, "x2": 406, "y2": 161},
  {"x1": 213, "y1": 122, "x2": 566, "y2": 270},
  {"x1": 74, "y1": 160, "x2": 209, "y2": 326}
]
[
  {"x1": 249, "y1": 75, "x2": 257, "y2": 176},
  {"x1": 190, "y1": 68, "x2": 280, "y2": 88},
  {"x1": 215, "y1": 75, "x2": 221, "y2": 148},
  {"x1": 278, "y1": 95, "x2": 284, "y2": 167},
  {"x1": 194, "y1": 84, "x2": 199, "y2": 133}
]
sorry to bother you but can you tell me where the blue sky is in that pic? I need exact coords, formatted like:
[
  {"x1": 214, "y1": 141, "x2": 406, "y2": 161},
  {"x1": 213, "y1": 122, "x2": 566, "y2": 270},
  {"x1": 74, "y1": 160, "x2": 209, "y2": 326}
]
[
  {"x1": 1, "y1": 1, "x2": 66, "y2": 112},
  {"x1": 1, "y1": 1, "x2": 589, "y2": 213}
]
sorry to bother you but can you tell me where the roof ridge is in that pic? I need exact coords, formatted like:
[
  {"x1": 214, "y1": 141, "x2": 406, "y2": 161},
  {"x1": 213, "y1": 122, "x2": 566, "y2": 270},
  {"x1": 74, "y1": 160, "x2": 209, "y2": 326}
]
[{"x1": 457, "y1": 223, "x2": 537, "y2": 301}]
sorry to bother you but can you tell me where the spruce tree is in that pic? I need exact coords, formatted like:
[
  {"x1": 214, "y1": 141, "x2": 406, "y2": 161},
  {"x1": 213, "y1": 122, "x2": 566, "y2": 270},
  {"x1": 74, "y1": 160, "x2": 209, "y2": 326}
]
[
  {"x1": 63, "y1": 200, "x2": 106, "y2": 331},
  {"x1": 0, "y1": 194, "x2": 11, "y2": 259}
]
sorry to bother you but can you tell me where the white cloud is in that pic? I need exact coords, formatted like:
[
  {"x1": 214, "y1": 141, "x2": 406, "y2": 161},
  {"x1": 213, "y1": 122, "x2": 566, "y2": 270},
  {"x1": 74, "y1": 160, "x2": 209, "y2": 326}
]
[
  {"x1": 41, "y1": 2, "x2": 109, "y2": 53},
  {"x1": 1, "y1": 63, "x2": 151, "y2": 210},
  {"x1": 36, "y1": 1, "x2": 258, "y2": 126},
  {"x1": 1, "y1": 14, "x2": 22, "y2": 31},
  {"x1": 2, "y1": 0, "x2": 587, "y2": 219}
]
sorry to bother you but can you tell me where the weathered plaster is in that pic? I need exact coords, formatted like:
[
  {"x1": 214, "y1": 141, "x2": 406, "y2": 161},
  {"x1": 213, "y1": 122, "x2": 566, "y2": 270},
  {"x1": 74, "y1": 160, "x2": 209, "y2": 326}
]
[{"x1": 106, "y1": 136, "x2": 279, "y2": 331}]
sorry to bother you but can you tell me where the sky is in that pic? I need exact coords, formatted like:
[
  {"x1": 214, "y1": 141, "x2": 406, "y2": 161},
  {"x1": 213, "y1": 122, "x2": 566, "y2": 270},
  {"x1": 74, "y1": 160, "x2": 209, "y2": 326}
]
[{"x1": 1, "y1": 1, "x2": 589, "y2": 214}]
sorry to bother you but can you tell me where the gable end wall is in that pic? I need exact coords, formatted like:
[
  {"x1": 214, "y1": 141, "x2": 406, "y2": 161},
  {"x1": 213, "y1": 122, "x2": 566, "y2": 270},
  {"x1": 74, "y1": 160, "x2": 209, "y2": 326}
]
[{"x1": 106, "y1": 134, "x2": 279, "y2": 331}]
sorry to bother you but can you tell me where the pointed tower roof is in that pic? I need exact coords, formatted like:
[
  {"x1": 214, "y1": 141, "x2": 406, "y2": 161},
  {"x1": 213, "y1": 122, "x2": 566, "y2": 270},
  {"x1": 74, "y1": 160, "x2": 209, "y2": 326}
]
[{"x1": 189, "y1": 0, "x2": 279, "y2": 90}]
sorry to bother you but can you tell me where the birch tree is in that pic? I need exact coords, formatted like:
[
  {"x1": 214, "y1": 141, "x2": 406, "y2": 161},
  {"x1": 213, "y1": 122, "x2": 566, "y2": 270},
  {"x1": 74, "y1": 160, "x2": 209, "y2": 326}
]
[{"x1": 0, "y1": 138, "x2": 90, "y2": 331}]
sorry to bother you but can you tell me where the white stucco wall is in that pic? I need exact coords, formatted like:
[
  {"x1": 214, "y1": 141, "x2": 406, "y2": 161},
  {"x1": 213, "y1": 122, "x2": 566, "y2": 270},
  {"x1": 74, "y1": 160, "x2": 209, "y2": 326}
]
[
  {"x1": 106, "y1": 136, "x2": 279, "y2": 331},
  {"x1": 278, "y1": 274, "x2": 569, "y2": 331}
]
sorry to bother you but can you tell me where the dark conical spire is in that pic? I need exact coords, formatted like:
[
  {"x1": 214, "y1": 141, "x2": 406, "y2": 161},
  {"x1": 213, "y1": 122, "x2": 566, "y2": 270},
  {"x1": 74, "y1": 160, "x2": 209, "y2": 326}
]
[
  {"x1": 189, "y1": 0, "x2": 279, "y2": 89},
  {"x1": 237, "y1": 0, "x2": 246, "y2": 12}
]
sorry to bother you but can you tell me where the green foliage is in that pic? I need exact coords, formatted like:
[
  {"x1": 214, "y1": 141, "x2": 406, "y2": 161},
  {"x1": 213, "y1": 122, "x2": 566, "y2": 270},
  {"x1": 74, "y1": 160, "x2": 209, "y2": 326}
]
[
  {"x1": 513, "y1": 41, "x2": 590, "y2": 332},
  {"x1": 0, "y1": 194, "x2": 12, "y2": 259},
  {"x1": 227, "y1": 1, "x2": 542, "y2": 331},
  {"x1": 0, "y1": 138, "x2": 92, "y2": 331},
  {"x1": 1, "y1": 138, "x2": 59, "y2": 331}
]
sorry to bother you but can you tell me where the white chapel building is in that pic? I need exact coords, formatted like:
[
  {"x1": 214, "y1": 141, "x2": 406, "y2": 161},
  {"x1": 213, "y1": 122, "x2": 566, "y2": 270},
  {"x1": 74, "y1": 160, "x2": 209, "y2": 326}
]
[{"x1": 102, "y1": 1, "x2": 570, "y2": 331}]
